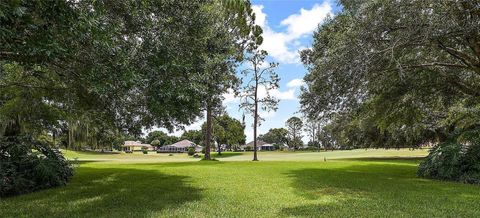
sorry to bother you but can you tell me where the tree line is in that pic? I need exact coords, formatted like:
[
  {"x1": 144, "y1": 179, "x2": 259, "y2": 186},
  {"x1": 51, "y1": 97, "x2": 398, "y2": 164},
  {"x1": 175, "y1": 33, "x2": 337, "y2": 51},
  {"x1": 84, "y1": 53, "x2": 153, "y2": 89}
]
[{"x1": 300, "y1": 0, "x2": 480, "y2": 184}]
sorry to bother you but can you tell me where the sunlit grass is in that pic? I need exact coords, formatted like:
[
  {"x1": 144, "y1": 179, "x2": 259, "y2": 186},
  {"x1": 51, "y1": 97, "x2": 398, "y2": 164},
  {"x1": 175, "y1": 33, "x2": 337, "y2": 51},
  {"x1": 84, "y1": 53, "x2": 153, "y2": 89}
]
[
  {"x1": 62, "y1": 148, "x2": 429, "y2": 163},
  {"x1": 2, "y1": 149, "x2": 479, "y2": 217}
]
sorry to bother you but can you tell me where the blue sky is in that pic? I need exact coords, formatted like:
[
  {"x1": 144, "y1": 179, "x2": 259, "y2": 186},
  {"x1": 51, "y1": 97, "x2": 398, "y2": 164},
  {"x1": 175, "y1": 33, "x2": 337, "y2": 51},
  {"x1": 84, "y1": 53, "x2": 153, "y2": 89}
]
[{"x1": 153, "y1": 0, "x2": 341, "y2": 142}]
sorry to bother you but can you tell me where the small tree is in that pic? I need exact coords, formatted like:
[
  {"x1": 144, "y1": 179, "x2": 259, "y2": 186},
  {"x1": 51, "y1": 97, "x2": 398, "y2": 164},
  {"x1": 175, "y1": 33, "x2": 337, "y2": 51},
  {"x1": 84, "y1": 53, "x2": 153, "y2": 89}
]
[
  {"x1": 151, "y1": 139, "x2": 161, "y2": 148},
  {"x1": 239, "y1": 48, "x2": 279, "y2": 161},
  {"x1": 187, "y1": 147, "x2": 195, "y2": 156},
  {"x1": 304, "y1": 118, "x2": 321, "y2": 151},
  {"x1": 258, "y1": 128, "x2": 288, "y2": 146},
  {"x1": 286, "y1": 117, "x2": 303, "y2": 151},
  {"x1": 141, "y1": 146, "x2": 149, "y2": 154},
  {"x1": 181, "y1": 130, "x2": 203, "y2": 145},
  {"x1": 201, "y1": 114, "x2": 246, "y2": 155}
]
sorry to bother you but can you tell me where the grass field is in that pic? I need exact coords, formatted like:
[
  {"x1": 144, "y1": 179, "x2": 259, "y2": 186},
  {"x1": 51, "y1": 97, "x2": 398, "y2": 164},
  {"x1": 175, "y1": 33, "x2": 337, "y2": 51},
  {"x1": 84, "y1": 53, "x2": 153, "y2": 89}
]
[{"x1": 1, "y1": 149, "x2": 480, "y2": 217}]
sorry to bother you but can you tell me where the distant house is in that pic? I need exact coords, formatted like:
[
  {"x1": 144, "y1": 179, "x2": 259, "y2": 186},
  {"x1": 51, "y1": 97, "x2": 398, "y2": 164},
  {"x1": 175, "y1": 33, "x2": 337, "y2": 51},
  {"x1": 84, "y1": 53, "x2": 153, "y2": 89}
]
[
  {"x1": 157, "y1": 140, "x2": 202, "y2": 153},
  {"x1": 242, "y1": 140, "x2": 275, "y2": 151},
  {"x1": 123, "y1": 141, "x2": 155, "y2": 152}
]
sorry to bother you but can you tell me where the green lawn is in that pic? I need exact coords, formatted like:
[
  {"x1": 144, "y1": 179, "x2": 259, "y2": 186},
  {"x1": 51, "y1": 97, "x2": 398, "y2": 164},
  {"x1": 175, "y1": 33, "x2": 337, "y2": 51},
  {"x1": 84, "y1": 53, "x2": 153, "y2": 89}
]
[{"x1": 1, "y1": 149, "x2": 479, "y2": 217}]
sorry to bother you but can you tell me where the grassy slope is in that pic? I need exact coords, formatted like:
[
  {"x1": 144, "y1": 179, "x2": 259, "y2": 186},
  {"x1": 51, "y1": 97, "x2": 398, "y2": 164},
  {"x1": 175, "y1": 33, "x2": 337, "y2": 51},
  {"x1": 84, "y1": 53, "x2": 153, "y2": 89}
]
[{"x1": 1, "y1": 149, "x2": 479, "y2": 217}]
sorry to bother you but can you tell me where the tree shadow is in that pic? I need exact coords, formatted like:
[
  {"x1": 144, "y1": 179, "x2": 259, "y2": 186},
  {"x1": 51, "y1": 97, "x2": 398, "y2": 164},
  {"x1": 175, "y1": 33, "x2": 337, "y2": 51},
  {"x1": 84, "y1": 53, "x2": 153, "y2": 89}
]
[
  {"x1": 133, "y1": 160, "x2": 227, "y2": 168},
  {"x1": 341, "y1": 156, "x2": 425, "y2": 164},
  {"x1": 211, "y1": 152, "x2": 243, "y2": 159},
  {"x1": 65, "y1": 150, "x2": 122, "y2": 155},
  {"x1": 1, "y1": 167, "x2": 202, "y2": 217},
  {"x1": 280, "y1": 163, "x2": 480, "y2": 217},
  {"x1": 71, "y1": 160, "x2": 103, "y2": 165}
]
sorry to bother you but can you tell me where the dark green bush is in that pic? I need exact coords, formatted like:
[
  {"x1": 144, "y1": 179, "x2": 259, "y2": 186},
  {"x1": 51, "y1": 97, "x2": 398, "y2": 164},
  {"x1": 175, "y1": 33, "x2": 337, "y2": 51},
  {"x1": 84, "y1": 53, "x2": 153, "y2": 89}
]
[
  {"x1": 0, "y1": 135, "x2": 73, "y2": 197},
  {"x1": 418, "y1": 132, "x2": 480, "y2": 184},
  {"x1": 187, "y1": 147, "x2": 195, "y2": 156}
]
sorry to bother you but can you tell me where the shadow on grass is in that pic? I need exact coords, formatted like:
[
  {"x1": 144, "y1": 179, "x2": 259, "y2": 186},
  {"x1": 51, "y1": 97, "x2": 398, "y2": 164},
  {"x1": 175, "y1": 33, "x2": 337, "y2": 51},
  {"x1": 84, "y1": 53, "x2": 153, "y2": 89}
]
[
  {"x1": 1, "y1": 167, "x2": 202, "y2": 217},
  {"x1": 132, "y1": 160, "x2": 227, "y2": 168},
  {"x1": 280, "y1": 163, "x2": 480, "y2": 217},
  {"x1": 65, "y1": 150, "x2": 121, "y2": 155},
  {"x1": 70, "y1": 160, "x2": 103, "y2": 165},
  {"x1": 211, "y1": 152, "x2": 243, "y2": 159},
  {"x1": 340, "y1": 156, "x2": 425, "y2": 164}
]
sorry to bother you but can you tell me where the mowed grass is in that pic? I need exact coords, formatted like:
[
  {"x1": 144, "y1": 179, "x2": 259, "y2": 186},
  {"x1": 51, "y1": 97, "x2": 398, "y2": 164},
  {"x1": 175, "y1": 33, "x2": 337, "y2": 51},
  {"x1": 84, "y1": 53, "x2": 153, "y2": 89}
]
[
  {"x1": 1, "y1": 149, "x2": 480, "y2": 217},
  {"x1": 61, "y1": 148, "x2": 428, "y2": 163}
]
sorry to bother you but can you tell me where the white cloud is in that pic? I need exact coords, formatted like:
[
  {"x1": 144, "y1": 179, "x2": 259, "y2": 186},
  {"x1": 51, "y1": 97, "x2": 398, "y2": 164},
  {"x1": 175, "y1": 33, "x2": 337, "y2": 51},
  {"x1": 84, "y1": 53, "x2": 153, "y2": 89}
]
[
  {"x1": 252, "y1": 2, "x2": 333, "y2": 64},
  {"x1": 223, "y1": 88, "x2": 239, "y2": 104},
  {"x1": 281, "y1": 2, "x2": 333, "y2": 38},
  {"x1": 252, "y1": 5, "x2": 267, "y2": 28},
  {"x1": 259, "y1": 110, "x2": 276, "y2": 119},
  {"x1": 257, "y1": 85, "x2": 296, "y2": 100},
  {"x1": 287, "y1": 79, "x2": 305, "y2": 88}
]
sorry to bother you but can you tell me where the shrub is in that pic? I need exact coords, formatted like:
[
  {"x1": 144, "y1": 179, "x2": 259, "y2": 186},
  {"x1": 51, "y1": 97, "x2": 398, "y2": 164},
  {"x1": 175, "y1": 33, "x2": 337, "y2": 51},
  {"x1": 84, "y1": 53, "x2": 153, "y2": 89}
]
[
  {"x1": 0, "y1": 135, "x2": 73, "y2": 197},
  {"x1": 187, "y1": 147, "x2": 195, "y2": 156},
  {"x1": 245, "y1": 146, "x2": 253, "y2": 151},
  {"x1": 418, "y1": 131, "x2": 480, "y2": 184}
]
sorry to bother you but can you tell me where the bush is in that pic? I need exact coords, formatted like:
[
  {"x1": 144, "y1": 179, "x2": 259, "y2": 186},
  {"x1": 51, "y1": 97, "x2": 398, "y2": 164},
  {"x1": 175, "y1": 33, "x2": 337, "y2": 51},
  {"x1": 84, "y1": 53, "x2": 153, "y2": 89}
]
[
  {"x1": 187, "y1": 147, "x2": 195, "y2": 156},
  {"x1": 418, "y1": 132, "x2": 480, "y2": 184},
  {"x1": 0, "y1": 135, "x2": 73, "y2": 197},
  {"x1": 245, "y1": 146, "x2": 253, "y2": 151}
]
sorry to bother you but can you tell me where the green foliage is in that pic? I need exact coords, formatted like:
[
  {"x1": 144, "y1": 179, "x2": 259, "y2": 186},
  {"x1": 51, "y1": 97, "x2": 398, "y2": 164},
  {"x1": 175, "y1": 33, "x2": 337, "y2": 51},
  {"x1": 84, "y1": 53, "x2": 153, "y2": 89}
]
[
  {"x1": 0, "y1": 135, "x2": 73, "y2": 197},
  {"x1": 1, "y1": 0, "x2": 256, "y2": 140},
  {"x1": 286, "y1": 117, "x2": 303, "y2": 149},
  {"x1": 418, "y1": 130, "x2": 480, "y2": 184},
  {"x1": 151, "y1": 139, "x2": 160, "y2": 147},
  {"x1": 301, "y1": 0, "x2": 480, "y2": 152},
  {"x1": 0, "y1": 0, "x2": 258, "y2": 195},
  {"x1": 239, "y1": 47, "x2": 279, "y2": 160},
  {"x1": 181, "y1": 130, "x2": 203, "y2": 146},
  {"x1": 187, "y1": 147, "x2": 195, "y2": 156},
  {"x1": 192, "y1": 0, "x2": 257, "y2": 160},
  {"x1": 201, "y1": 114, "x2": 246, "y2": 150},
  {"x1": 146, "y1": 131, "x2": 168, "y2": 146},
  {"x1": 141, "y1": 146, "x2": 149, "y2": 154},
  {"x1": 258, "y1": 128, "x2": 288, "y2": 145},
  {"x1": 145, "y1": 131, "x2": 178, "y2": 147}
]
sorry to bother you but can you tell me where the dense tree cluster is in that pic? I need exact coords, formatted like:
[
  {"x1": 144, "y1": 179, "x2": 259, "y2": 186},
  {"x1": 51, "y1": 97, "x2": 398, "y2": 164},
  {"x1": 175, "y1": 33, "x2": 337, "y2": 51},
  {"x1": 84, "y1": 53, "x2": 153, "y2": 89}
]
[
  {"x1": 0, "y1": 0, "x2": 258, "y2": 195},
  {"x1": 258, "y1": 128, "x2": 288, "y2": 146},
  {"x1": 202, "y1": 114, "x2": 246, "y2": 154},
  {"x1": 145, "y1": 131, "x2": 179, "y2": 148},
  {"x1": 285, "y1": 117, "x2": 303, "y2": 150},
  {"x1": 301, "y1": 0, "x2": 480, "y2": 183}
]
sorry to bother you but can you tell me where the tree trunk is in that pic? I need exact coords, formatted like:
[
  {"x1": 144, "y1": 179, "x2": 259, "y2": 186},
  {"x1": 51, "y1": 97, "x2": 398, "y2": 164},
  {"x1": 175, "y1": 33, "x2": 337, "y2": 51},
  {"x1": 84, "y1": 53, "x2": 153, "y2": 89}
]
[
  {"x1": 204, "y1": 104, "x2": 212, "y2": 160},
  {"x1": 53, "y1": 130, "x2": 56, "y2": 148},
  {"x1": 217, "y1": 140, "x2": 222, "y2": 156},
  {"x1": 292, "y1": 130, "x2": 296, "y2": 152},
  {"x1": 253, "y1": 77, "x2": 259, "y2": 161},
  {"x1": 4, "y1": 115, "x2": 21, "y2": 137}
]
